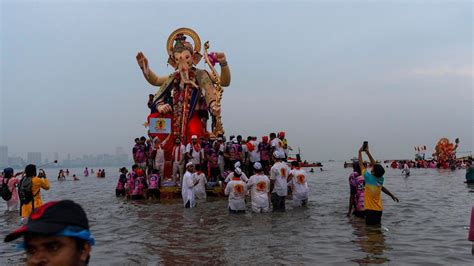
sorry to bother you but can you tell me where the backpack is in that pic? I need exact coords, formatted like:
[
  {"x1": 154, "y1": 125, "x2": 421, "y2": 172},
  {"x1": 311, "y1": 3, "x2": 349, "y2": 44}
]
[
  {"x1": 18, "y1": 177, "x2": 35, "y2": 204},
  {"x1": 0, "y1": 178, "x2": 12, "y2": 201},
  {"x1": 148, "y1": 174, "x2": 159, "y2": 189}
]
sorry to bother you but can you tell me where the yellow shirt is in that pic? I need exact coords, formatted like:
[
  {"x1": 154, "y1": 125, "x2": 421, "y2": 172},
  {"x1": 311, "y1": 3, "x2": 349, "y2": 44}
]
[
  {"x1": 21, "y1": 176, "x2": 50, "y2": 218},
  {"x1": 362, "y1": 169, "x2": 384, "y2": 211}
]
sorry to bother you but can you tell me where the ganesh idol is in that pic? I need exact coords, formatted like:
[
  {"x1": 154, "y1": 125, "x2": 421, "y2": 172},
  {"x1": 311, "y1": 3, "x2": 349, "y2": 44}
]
[
  {"x1": 136, "y1": 28, "x2": 230, "y2": 177},
  {"x1": 137, "y1": 28, "x2": 230, "y2": 142}
]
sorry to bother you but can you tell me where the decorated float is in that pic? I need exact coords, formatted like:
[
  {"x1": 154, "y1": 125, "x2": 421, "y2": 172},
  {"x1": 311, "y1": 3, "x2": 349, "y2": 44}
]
[
  {"x1": 433, "y1": 137, "x2": 459, "y2": 169},
  {"x1": 136, "y1": 28, "x2": 230, "y2": 198}
]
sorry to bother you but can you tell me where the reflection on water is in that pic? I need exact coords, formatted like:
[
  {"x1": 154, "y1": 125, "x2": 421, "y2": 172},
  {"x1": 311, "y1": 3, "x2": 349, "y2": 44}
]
[
  {"x1": 350, "y1": 218, "x2": 389, "y2": 264},
  {"x1": 1, "y1": 163, "x2": 473, "y2": 264}
]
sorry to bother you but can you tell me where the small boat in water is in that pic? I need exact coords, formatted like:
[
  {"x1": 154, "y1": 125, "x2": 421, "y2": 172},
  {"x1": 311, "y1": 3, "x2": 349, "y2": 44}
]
[{"x1": 287, "y1": 148, "x2": 323, "y2": 167}]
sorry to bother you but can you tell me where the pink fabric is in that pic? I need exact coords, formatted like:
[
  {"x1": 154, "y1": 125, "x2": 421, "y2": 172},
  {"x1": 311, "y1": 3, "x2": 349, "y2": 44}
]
[{"x1": 8, "y1": 177, "x2": 19, "y2": 202}]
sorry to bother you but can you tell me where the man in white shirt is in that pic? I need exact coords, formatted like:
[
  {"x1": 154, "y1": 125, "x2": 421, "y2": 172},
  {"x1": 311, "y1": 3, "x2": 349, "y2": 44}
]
[
  {"x1": 194, "y1": 165, "x2": 208, "y2": 200},
  {"x1": 270, "y1": 133, "x2": 285, "y2": 160},
  {"x1": 248, "y1": 137, "x2": 260, "y2": 175},
  {"x1": 182, "y1": 162, "x2": 200, "y2": 208},
  {"x1": 270, "y1": 151, "x2": 290, "y2": 212},
  {"x1": 172, "y1": 137, "x2": 186, "y2": 185},
  {"x1": 247, "y1": 162, "x2": 270, "y2": 213},
  {"x1": 224, "y1": 167, "x2": 247, "y2": 213},
  {"x1": 288, "y1": 161, "x2": 309, "y2": 207},
  {"x1": 186, "y1": 135, "x2": 202, "y2": 166},
  {"x1": 153, "y1": 137, "x2": 165, "y2": 175}
]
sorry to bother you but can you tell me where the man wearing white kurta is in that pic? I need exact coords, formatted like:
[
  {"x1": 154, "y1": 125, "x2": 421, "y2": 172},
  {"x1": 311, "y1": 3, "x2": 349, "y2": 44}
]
[
  {"x1": 186, "y1": 135, "x2": 202, "y2": 166},
  {"x1": 224, "y1": 168, "x2": 247, "y2": 213},
  {"x1": 270, "y1": 151, "x2": 290, "y2": 212},
  {"x1": 172, "y1": 138, "x2": 186, "y2": 184},
  {"x1": 153, "y1": 137, "x2": 165, "y2": 175},
  {"x1": 182, "y1": 163, "x2": 199, "y2": 208},
  {"x1": 247, "y1": 162, "x2": 270, "y2": 213},
  {"x1": 194, "y1": 167, "x2": 208, "y2": 200}
]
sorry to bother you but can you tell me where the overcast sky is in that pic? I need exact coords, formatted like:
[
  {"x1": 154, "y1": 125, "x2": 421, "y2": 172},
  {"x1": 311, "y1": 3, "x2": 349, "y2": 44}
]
[{"x1": 1, "y1": 0, "x2": 472, "y2": 161}]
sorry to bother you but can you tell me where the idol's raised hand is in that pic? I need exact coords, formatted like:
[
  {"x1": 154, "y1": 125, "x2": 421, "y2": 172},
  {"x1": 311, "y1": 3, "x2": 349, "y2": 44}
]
[
  {"x1": 136, "y1": 52, "x2": 150, "y2": 77},
  {"x1": 215, "y1": 52, "x2": 227, "y2": 64}
]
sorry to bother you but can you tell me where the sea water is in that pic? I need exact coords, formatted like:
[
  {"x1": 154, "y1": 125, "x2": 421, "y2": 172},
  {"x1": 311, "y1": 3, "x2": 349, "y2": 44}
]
[{"x1": 1, "y1": 163, "x2": 473, "y2": 264}]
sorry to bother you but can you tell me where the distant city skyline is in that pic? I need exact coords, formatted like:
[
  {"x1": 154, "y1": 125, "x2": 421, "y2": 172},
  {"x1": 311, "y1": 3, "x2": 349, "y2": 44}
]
[{"x1": 0, "y1": 145, "x2": 130, "y2": 169}]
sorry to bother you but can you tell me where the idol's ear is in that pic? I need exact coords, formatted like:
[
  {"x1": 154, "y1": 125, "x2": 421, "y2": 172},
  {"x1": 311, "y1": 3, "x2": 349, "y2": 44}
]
[
  {"x1": 193, "y1": 53, "x2": 202, "y2": 65},
  {"x1": 168, "y1": 56, "x2": 178, "y2": 69}
]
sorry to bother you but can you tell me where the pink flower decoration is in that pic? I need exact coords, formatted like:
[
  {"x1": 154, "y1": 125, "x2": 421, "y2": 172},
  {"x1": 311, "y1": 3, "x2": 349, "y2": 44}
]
[{"x1": 208, "y1": 52, "x2": 218, "y2": 66}]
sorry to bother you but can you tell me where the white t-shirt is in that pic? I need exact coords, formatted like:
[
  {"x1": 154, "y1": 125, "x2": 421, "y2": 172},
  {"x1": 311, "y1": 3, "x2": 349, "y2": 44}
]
[
  {"x1": 225, "y1": 172, "x2": 249, "y2": 183},
  {"x1": 181, "y1": 171, "x2": 196, "y2": 207},
  {"x1": 186, "y1": 143, "x2": 202, "y2": 166},
  {"x1": 249, "y1": 140, "x2": 260, "y2": 163},
  {"x1": 193, "y1": 172, "x2": 207, "y2": 199},
  {"x1": 270, "y1": 161, "x2": 290, "y2": 196},
  {"x1": 224, "y1": 179, "x2": 247, "y2": 211},
  {"x1": 289, "y1": 168, "x2": 309, "y2": 200},
  {"x1": 247, "y1": 174, "x2": 270, "y2": 208},
  {"x1": 271, "y1": 138, "x2": 285, "y2": 156}
]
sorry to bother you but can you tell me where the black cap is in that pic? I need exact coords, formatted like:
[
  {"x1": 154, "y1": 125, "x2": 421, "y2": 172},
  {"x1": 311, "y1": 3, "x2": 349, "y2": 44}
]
[{"x1": 4, "y1": 200, "x2": 89, "y2": 242}]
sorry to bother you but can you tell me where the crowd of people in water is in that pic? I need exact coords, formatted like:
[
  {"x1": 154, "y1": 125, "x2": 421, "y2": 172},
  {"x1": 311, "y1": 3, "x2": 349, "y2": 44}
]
[
  {"x1": 82, "y1": 167, "x2": 106, "y2": 178},
  {"x1": 387, "y1": 159, "x2": 471, "y2": 170},
  {"x1": 129, "y1": 131, "x2": 291, "y2": 182},
  {"x1": 116, "y1": 132, "x2": 309, "y2": 212},
  {"x1": 0, "y1": 137, "x2": 472, "y2": 219}
]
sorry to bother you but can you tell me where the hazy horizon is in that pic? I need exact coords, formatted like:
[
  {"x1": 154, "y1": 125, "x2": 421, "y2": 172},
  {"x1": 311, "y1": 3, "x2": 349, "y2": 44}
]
[{"x1": 1, "y1": 1, "x2": 473, "y2": 162}]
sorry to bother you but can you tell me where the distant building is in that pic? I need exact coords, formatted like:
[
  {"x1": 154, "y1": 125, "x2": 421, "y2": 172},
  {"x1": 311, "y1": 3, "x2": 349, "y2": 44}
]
[
  {"x1": 27, "y1": 152, "x2": 42, "y2": 165},
  {"x1": 8, "y1": 156, "x2": 25, "y2": 167},
  {"x1": 0, "y1": 145, "x2": 7, "y2": 168},
  {"x1": 116, "y1": 146, "x2": 125, "y2": 156}
]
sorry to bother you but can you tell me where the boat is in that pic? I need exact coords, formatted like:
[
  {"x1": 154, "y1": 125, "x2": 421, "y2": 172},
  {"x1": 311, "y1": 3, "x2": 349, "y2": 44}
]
[
  {"x1": 287, "y1": 148, "x2": 323, "y2": 167},
  {"x1": 343, "y1": 157, "x2": 358, "y2": 168}
]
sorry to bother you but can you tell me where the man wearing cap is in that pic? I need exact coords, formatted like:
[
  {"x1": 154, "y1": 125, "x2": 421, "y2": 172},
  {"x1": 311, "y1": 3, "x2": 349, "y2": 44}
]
[
  {"x1": 248, "y1": 137, "x2": 260, "y2": 176},
  {"x1": 186, "y1": 135, "x2": 202, "y2": 167},
  {"x1": 4, "y1": 200, "x2": 95, "y2": 266},
  {"x1": 278, "y1": 131, "x2": 290, "y2": 161},
  {"x1": 247, "y1": 162, "x2": 270, "y2": 213},
  {"x1": 270, "y1": 151, "x2": 290, "y2": 211},
  {"x1": 224, "y1": 167, "x2": 247, "y2": 213},
  {"x1": 182, "y1": 162, "x2": 200, "y2": 208},
  {"x1": 224, "y1": 163, "x2": 248, "y2": 183},
  {"x1": 288, "y1": 161, "x2": 309, "y2": 207}
]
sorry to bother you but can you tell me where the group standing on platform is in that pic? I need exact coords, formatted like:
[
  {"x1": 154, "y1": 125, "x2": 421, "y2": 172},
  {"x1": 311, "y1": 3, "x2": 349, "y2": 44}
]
[{"x1": 116, "y1": 131, "x2": 313, "y2": 213}]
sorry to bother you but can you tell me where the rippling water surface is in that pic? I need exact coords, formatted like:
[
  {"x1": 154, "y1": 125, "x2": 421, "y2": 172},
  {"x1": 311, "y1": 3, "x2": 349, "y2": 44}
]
[{"x1": 1, "y1": 163, "x2": 473, "y2": 265}]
